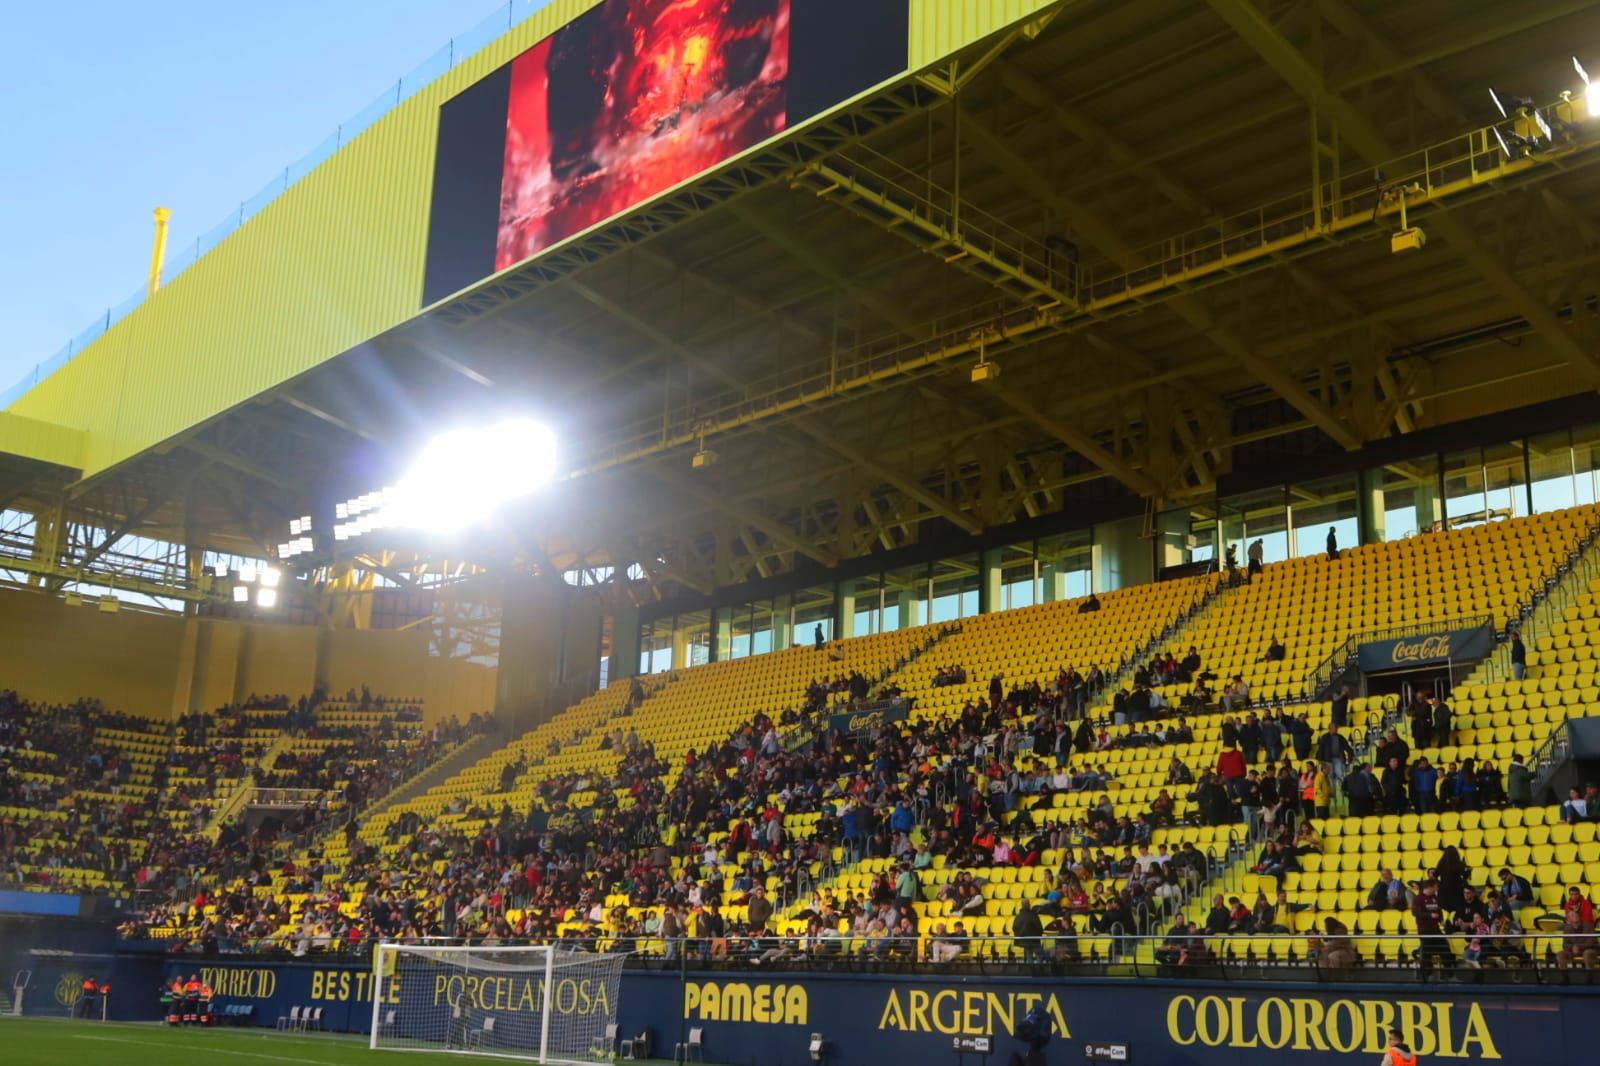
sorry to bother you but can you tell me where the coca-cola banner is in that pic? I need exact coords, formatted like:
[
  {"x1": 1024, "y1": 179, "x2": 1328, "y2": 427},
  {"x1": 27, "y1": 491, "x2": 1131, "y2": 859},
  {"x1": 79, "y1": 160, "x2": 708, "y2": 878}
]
[
  {"x1": 826, "y1": 697, "x2": 910, "y2": 737},
  {"x1": 1356, "y1": 624, "x2": 1495, "y2": 674}
]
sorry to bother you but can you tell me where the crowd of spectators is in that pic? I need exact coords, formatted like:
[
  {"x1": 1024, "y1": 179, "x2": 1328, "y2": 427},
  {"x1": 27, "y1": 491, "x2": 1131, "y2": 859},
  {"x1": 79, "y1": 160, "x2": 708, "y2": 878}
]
[
  {"x1": 2, "y1": 685, "x2": 484, "y2": 901},
  {"x1": 132, "y1": 656, "x2": 1238, "y2": 966}
]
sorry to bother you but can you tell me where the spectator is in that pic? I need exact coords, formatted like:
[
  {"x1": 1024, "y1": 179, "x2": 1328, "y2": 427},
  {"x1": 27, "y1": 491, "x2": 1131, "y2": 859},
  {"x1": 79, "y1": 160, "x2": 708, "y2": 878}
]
[
  {"x1": 1330, "y1": 684, "x2": 1351, "y2": 729},
  {"x1": 1344, "y1": 762, "x2": 1380, "y2": 818},
  {"x1": 1367, "y1": 868, "x2": 1410, "y2": 911},
  {"x1": 1556, "y1": 888, "x2": 1597, "y2": 970},
  {"x1": 1319, "y1": 914, "x2": 1357, "y2": 969},
  {"x1": 1412, "y1": 880, "x2": 1451, "y2": 978},
  {"x1": 1435, "y1": 845, "x2": 1470, "y2": 913},
  {"x1": 1410, "y1": 757, "x2": 1439, "y2": 814},
  {"x1": 1509, "y1": 631, "x2": 1527, "y2": 682},
  {"x1": 1430, "y1": 695, "x2": 1453, "y2": 748},
  {"x1": 1315, "y1": 726, "x2": 1351, "y2": 793},
  {"x1": 1497, "y1": 868, "x2": 1533, "y2": 912},
  {"x1": 1507, "y1": 755, "x2": 1533, "y2": 808},
  {"x1": 1381, "y1": 756, "x2": 1409, "y2": 814},
  {"x1": 1217, "y1": 743, "x2": 1247, "y2": 782},
  {"x1": 1561, "y1": 786, "x2": 1589, "y2": 825},
  {"x1": 1013, "y1": 900, "x2": 1044, "y2": 962}
]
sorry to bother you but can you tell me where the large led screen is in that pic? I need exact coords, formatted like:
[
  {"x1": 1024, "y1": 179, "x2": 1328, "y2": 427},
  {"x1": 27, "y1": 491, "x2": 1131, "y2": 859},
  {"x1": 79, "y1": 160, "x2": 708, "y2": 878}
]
[{"x1": 423, "y1": 0, "x2": 909, "y2": 306}]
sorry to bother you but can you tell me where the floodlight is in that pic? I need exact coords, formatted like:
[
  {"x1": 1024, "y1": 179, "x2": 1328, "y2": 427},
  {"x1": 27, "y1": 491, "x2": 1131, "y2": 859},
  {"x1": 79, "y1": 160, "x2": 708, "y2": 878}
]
[
  {"x1": 335, "y1": 502, "x2": 348, "y2": 519},
  {"x1": 1578, "y1": 57, "x2": 1600, "y2": 117},
  {"x1": 232, "y1": 586, "x2": 249, "y2": 603},
  {"x1": 289, "y1": 518, "x2": 302, "y2": 536},
  {"x1": 256, "y1": 588, "x2": 278, "y2": 608},
  {"x1": 240, "y1": 566, "x2": 257, "y2": 585},
  {"x1": 300, "y1": 515, "x2": 312, "y2": 530},
  {"x1": 384, "y1": 418, "x2": 558, "y2": 533},
  {"x1": 261, "y1": 568, "x2": 281, "y2": 588}
]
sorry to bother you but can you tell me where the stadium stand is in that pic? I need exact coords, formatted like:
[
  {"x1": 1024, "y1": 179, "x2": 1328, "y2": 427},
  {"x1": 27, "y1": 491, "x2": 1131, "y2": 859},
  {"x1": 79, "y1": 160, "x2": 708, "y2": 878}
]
[
  {"x1": 99, "y1": 505, "x2": 1599, "y2": 979},
  {"x1": 0, "y1": 688, "x2": 484, "y2": 907}
]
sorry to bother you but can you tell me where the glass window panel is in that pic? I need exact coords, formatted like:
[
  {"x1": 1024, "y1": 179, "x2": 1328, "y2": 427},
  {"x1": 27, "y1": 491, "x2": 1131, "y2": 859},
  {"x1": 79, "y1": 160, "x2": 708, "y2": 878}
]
[
  {"x1": 1573, "y1": 423, "x2": 1600, "y2": 506},
  {"x1": 1482, "y1": 441, "x2": 1528, "y2": 519},
  {"x1": 1288, "y1": 473, "x2": 1357, "y2": 558},
  {"x1": 1226, "y1": 487, "x2": 1289, "y2": 563},
  {"x1": 1443, "y1": 447, "x2": 1490, "y2": 528},
  {"x1": 678, "y1": 608, "x2": 712, "y2": 668},
  {"x1": 1036, "y1": 530, "x2": 1092, "y2": 602},
  {"x1": 884, "y1": 564, "x2": 929, "y2": 631},
  {"x1": 729, "y1": 605, "x2": 753, "y2": 659},
  {"x1": 1529, "y1": 429, "x2": 1576, "y2": 514},
  {"x1": 931, "y1": 556, "x2": 978, "y2": 622},
  {"x1": 999, "y1": 542, "x2": 1036, "y2": 611},
  {"x1": 793, "y1": 585, "x2": 835, "y2": 646},
  {"x1": 851, "y1": 573, "x2": 883, "y2": 636}
]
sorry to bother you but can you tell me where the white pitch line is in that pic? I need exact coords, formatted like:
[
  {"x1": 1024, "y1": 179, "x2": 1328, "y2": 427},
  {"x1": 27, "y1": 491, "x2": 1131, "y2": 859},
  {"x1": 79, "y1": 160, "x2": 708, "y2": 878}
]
[{"x1": 73, "y1": 1030, "x2": 342, "y2": 1062}]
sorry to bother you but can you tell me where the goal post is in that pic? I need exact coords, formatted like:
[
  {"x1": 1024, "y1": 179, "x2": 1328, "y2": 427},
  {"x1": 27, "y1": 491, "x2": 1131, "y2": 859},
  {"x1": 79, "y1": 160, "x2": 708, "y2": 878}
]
[{"x1": 370, "y1": 943, "x2": 626, "y2": 1064}]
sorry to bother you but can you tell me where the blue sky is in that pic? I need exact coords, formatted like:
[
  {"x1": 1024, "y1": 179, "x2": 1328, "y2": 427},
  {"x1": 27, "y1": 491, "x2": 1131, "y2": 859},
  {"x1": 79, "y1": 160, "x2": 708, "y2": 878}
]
[{"x1": 0, "y1": 0, "x2": 530, "y2": 395}]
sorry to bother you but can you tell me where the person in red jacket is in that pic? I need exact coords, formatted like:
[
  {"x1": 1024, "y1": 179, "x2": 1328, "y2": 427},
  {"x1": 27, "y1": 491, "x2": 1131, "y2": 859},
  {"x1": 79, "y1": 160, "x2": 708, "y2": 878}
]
[
  {"x1": 1557, "y1": 887, "x2": 1597, "y2": 970},
  {"x1": 1411, "y1": 880, "x2": 1451, "y2": 978},
  {"x1": 1216, "y1": 743, "x2": 1246, "y2": 781}
]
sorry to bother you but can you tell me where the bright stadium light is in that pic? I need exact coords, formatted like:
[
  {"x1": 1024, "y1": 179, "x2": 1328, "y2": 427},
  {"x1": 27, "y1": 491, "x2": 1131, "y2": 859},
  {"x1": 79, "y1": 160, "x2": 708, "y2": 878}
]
[
  {"x1": 1577, "y1": 57, "x2": 1600, "y2": 117},
  {"x1": 232, "y1": 586, "x2": 249, "y2": 603},
  {"x1": 381, "y1": 418, "x2": 558, "y2": 534},
  {"x1": 256, "y1": 587, "x2": 279, "y2": 608},
  {"x1": 260, "y1": 567, "x2": 281, "y2": 588}
]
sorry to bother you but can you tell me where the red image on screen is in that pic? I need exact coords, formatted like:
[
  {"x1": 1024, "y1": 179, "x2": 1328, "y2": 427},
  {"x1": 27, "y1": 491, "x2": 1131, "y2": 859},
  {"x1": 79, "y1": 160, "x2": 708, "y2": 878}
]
[{"x1": 496, "y1": 0, "x2": 791, "y2": 269}]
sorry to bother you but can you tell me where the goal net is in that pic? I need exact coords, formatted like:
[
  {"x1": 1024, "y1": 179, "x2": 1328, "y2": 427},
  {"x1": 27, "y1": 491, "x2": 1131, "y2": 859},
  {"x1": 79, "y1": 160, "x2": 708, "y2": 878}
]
[{"x1": 371, "y1": 944, "x2": 626, "y2": 1063}]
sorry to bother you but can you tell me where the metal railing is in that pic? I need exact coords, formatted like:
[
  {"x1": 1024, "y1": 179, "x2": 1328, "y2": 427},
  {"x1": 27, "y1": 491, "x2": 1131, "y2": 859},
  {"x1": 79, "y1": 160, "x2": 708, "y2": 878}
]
[
  {"x1": 1528, "y1": 718, "x2": 1576, "y2": 804},
  {"x1": 245, "y1": 787, "x2": 328, "y2": 808},
  {"x1": 1107, "y1": 574, "x2": 1231, "y2": 701},
  {"x1": 1, "y1": 0, "x2": 561, "y2": 409},
  {"x1": 142, "y1": 930, "x2": 1600, "y2": 985}
]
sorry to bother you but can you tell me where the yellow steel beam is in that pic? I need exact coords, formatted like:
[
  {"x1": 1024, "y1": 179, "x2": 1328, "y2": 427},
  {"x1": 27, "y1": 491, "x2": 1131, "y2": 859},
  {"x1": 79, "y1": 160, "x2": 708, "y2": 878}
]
[{"x1": 598, "y1": 110, "x2": 1596, "y2": 470}]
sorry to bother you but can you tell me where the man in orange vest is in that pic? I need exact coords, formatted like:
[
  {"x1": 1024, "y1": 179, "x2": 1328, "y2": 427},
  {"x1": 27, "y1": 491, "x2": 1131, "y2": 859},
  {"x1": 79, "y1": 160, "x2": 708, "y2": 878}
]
[
  {"x1": 197, "y1": 979, "x2": 213, "y2": 1026},
  {"x1": 1380, "y1": 1030, "x2": 1417, "y2": 1066},
  {"x1": 167, "y1": 977, "x2": 184, "y2": 1025},
  {"x1": 182, "y1": 974, "x2": 201, "y2": 1025},
  {"x1": 77, "y1": 976, "x2": 96, "y2": 1019},
  {"x1": 96, "y1": 981, "x2": 110, "y2": 1021}
]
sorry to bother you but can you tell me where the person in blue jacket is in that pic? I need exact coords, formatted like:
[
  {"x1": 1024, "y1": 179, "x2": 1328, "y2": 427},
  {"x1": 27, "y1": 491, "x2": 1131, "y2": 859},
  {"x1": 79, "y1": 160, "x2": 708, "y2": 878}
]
[{"x1": 1011, "y1": 1003, "x2": 1052, "y2": 1066}]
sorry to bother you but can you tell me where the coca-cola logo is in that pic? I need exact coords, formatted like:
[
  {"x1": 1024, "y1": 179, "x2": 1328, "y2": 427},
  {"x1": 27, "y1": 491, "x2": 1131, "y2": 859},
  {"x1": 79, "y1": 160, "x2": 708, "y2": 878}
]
[
  {"x1": 848, "y1": 712, "x2": 885, "y2": 732},
  {"x1": 1390, "y1": 635, "x2": 1452, "y2": 663}
]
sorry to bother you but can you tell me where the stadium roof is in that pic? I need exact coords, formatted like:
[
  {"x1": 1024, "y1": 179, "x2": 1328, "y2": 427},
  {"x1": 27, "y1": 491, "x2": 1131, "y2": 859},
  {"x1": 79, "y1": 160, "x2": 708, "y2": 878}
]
[{"x1": 6, "y1": 0, "x2": 1600, "y2": 601}]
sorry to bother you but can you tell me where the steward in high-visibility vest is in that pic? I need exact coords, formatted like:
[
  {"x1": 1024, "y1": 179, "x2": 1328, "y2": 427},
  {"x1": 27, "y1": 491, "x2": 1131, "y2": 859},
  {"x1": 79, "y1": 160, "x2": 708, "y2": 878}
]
[
  {"x1": 1380, "y1": 1032, "x2": 1418, "y2": 1066},
  {"x1": 77, "y1": 978, "x2": 96, "y2": 1019},
  {"x1": 182, "y1": 976, "x2": 201, "y2": 1025}
]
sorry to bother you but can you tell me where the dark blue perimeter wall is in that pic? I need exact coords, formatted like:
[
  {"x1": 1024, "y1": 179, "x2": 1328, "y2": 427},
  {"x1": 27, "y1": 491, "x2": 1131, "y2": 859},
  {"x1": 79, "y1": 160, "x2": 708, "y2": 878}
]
[
  {"x1": 0, "y1": 916, "x2": 162, "y2": 1021},
  {"x1": 139, "y1": 955, "x2": 1600, "y2": 1065}
]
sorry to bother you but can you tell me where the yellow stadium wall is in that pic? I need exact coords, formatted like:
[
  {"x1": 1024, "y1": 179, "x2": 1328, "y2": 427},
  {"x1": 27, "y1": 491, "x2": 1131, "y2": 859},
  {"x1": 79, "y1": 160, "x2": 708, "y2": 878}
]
[
  {"x1": 7, "y1": 1, "x2": 1052, "y2": 476},
  {"x1": 0, "y1": 593, "x2": 185, "y2": 716},
  {"x1": 0, "y1": 589, "x2": 499, "y2": 725}
]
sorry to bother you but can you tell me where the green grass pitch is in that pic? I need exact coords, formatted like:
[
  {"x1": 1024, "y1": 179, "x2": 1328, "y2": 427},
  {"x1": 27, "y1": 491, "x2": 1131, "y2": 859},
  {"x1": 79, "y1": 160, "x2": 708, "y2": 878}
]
[{"x1": 0, "y1": 1017, "x2": 695, "y2": 1066}]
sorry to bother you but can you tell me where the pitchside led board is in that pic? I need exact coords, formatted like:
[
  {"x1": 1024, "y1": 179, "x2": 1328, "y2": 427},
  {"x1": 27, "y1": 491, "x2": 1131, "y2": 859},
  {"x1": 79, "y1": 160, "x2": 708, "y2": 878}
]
[{"x1": 423, "y1": 0, "x2": 911, "y2": 306}]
